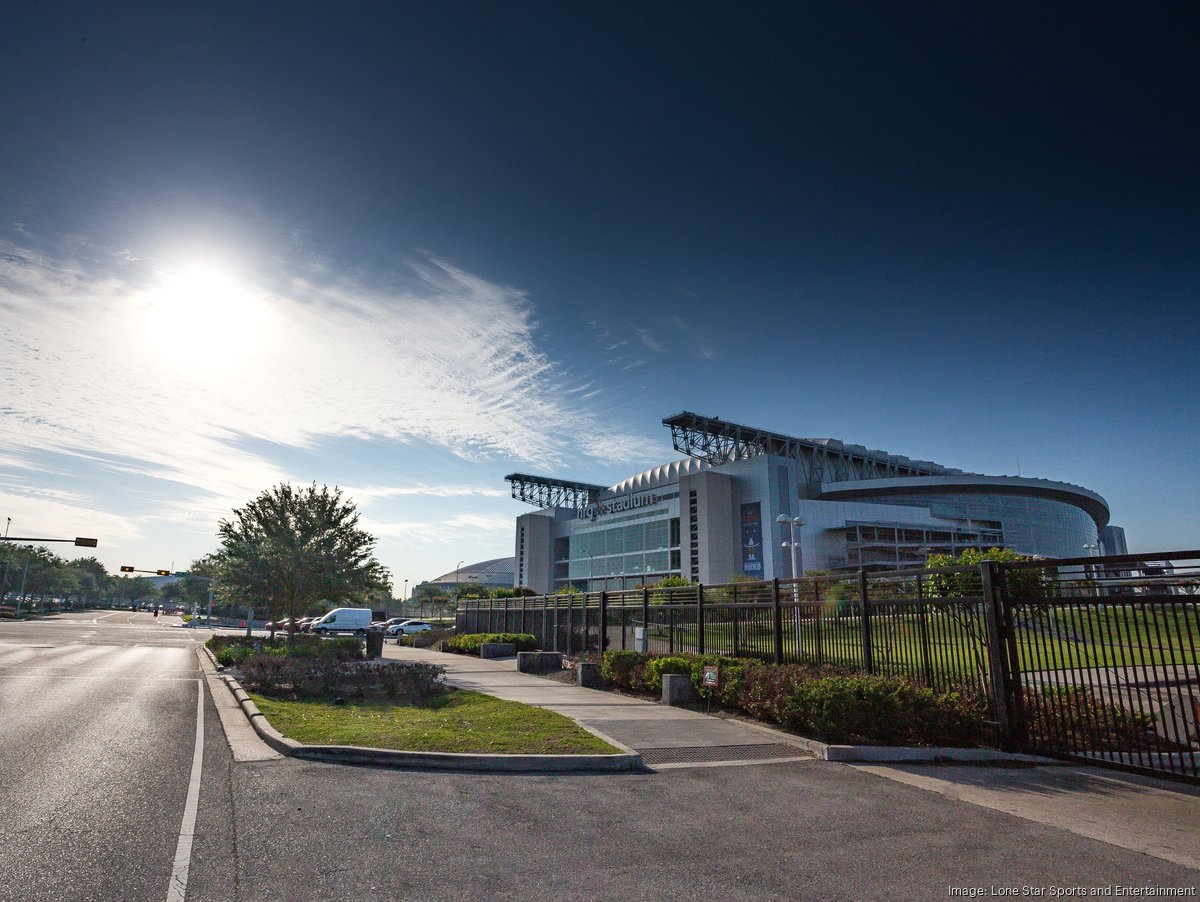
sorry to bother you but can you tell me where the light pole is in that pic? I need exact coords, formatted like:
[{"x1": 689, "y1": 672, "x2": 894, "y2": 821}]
[
  {"x1": 776, "y1": 514, "x2": 805, "y2": 602},
  {"x1": 455, "y1": 560, "x2": 464, "y2": 597},
  {"x1": 4, "y1": 518, "x2": 9, "y2": 538},
  {"x1": 1083, "y1": 543, "x2": 1101, "y2": 597}
]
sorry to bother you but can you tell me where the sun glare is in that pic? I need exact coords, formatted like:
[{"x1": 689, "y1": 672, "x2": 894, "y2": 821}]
[{"x1": 140, "y1": 263, "x2": 270, "y2": 366}]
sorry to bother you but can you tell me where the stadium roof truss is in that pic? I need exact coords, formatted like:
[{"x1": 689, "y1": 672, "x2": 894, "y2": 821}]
[
  {"x1": 662, "y1": 411, "x2": 960, "y2": 484},
  {"x1": 504, "y1": 473, "x2": 607, "y2": 511}
]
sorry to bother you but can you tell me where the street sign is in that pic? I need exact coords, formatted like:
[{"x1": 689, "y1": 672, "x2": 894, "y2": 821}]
[{"x1": 74, "y1": 537, "x2": 98, "y2": 547}]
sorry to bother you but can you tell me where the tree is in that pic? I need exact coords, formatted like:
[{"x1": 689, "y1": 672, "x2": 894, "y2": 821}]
[
  {"x1": 122, "y1": 577, "x2": 158, "y2": 606},
  {"x1": 215, "y1": 483, "x2": 391, "y2": 630},
  {"x1": 67, "y1": 557, "x2": 110, "y2": 606}
]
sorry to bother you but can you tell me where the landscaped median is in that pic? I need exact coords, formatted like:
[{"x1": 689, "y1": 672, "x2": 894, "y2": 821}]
[{"x1": 205, "y1": 636, "x2": 639, "y2": 771}]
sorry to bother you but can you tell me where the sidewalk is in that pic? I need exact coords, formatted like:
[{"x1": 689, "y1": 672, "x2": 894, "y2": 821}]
[{"x1": 381, "y1": 644, "x2": 815, "y2": 767}]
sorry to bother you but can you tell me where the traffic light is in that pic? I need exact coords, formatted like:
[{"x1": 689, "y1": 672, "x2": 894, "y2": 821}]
[
  {"x1": 156, "y1": 570, "x2": 170, "y2": 576},
  {"x1": 120, "y1": 565, "x2": 134, "y2": 573}
]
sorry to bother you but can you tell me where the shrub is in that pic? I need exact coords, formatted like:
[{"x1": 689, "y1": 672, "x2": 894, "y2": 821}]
[
  {"x1": 238, "y1": 655, "x2": 446, "y2": 701},
  {"x1": 787, "y1": 675, "x2": 984, "y2": 746},
  {"x1": 208, "y1": 633, "x2": 363, "y2": 663},
  {"x1": 687, "y1": 655, "x2": 761, "y2": 708},
  {"x1": 601, "y1": 650, "x2": 646, "y2": 689},
  {"x1": 1022, "y1": 685, "x2": 1172, "y2": 752},
  {"x1": 397, "y1": 627, "x2": 454, "y2": 649},
  {"x1": 367, "y1": 660, "x2": 446, "y2": 701},
  {"x1": 645, "y1": 656, "x2": 694, "y2": 688},
  {"x1": 445, "y1": 633, "x2": 538, "y2": 655}
]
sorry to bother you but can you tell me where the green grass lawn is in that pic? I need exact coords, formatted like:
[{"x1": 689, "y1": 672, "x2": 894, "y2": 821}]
[
  {"x1": 644, "y1": 605, "x2": 1200, "y2": 676},
  {"x1": 249, "y1": 689, "x2": 621, "y2": 755}
]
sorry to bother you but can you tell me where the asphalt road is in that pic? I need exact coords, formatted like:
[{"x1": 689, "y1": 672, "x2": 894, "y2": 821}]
[{"x1": 0, "y1": 611, "x2": 1196, "y2": 902}]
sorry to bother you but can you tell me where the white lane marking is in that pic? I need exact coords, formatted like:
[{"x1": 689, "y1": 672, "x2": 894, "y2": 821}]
[{"x1": 165, "y1": 677, "x2": 206, "y2": 902}]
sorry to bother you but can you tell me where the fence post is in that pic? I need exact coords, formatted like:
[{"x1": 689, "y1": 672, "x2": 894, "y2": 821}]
[
  {"x1": 731, "y1": 584, "x2": 741, "y2": 657},
  {"x1": 503, "y1": 597, "x2": 510, "y2": 633},
  {"x1": 642, "y1": 586, "x2": 650, "y2": 654},
  {"x1": 554, "y1": 596, "x2": 560, "y2": 653},
  {"x1": 858, "y1": 569, "x2": 874, "y2": 674},
  {"x1": 916, "y1": 573, "x2": 933, "y2": 686},
  {"x1": 697, "y1": 584, "x2": 705, "y2": 656},
  {"x1": 668, "y1": 601, "x2": 675, "y2": 654},
  {"x1": 813, "y1": 578, "x2": 824, "y2": 666},
  {"x1": 772, "y1": 578, "x2": 783, "y2": 665},
  {"x1": 568, "y1": 594, "x2": 575, "y2": 654},
  {"x1": 980, "y1": 561, "x2": 1015, "y2": 751},
  {"x1": 599, "y1": 590, "x2": 608, "y2": 653},
  {"x1": 521, "y1": 596, "x2": 527, "y2": 634}
]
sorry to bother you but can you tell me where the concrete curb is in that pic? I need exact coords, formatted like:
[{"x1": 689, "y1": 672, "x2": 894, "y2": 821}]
[{"x1": 206, "y1": 644, "x2": 643, "y2": 773}]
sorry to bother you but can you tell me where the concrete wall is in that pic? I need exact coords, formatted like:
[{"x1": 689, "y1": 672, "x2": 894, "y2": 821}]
[
  {"x1": 515, "y1": 511, "x2": 556, "y2": 594},
  {"x1": 679, "y1": 469, "x2": 736, "y2": 584}
]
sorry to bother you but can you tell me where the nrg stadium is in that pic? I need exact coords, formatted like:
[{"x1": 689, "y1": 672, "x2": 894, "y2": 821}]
[{"x1": 508, "y1": 411, "x2": 1124, "y2": 595}]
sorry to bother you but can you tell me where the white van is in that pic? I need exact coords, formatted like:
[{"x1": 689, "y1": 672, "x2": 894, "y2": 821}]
[{"x1": 310, "y1": 607, "x2": 373, "y2": 636}]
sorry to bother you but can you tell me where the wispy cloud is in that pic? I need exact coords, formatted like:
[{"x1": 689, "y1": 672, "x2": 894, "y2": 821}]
[
  {"x1": 343, "y1": 483, "x2": 510, "y2": 503},
  {"x1": 670, "y1": 315, "x2": 717, "y2": 360},
  {"x1": 360, "y1": 512, "x2": 514, "y2": 543},
  {"x1": 635, "y1": 327, "x2": 664, "y2": 353},
  {"x1": 0, "y1": 236, "x2": 662, "y2": 543}
]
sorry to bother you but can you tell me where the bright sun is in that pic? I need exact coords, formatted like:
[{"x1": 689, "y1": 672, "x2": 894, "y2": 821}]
[{"x1": 140, "y1": 263, "x2": 269, "y2": 366}]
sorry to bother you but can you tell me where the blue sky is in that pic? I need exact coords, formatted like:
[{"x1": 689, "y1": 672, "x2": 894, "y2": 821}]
[{"x1": 1, "y1": 3, "x2": 1196, "y2": 587}]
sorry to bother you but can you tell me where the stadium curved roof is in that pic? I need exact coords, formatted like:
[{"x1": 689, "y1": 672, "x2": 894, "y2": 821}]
[
  {"x1": 606, "y1": 457, "x2": 712, "y2": 496},
  {"x1": 815, "y1": 475, "x2": 1110, "y2": 528}
]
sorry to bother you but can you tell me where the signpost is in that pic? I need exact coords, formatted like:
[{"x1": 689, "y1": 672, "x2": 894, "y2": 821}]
[{"x1": 702, "y1": 665, "x2": 719, "y2": 712}]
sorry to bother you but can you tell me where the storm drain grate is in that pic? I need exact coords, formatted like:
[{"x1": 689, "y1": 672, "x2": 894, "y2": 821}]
[{"x1": 637, "y1": 743, "x2": 810, "y2": 766}]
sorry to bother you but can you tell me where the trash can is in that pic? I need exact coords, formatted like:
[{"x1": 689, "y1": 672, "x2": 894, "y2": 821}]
[{"x1": 365, "y1": 627, "x2": 385, "y2": 659}]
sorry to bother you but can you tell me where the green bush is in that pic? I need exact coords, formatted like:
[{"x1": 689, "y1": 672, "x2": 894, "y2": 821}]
[
  {"x1": 597, "y1": 652, "x2": 643, "y2": 686},
  {"x1": 686, "y1": 655, "x2": 761, "y2": 707},
  {"x1": 239, "y1": 655, "x2": 446, "y2": 701},
  {"x1": 445, "y1": 633, "x2": 538, "y2": 655},
  {"x1": 208, "y1": 634, "x2": 363, "y2": 665},
  {"x1": 645, "y1": 656, "x2": 694, "y2": 687},
  {"x1": 397, "y1": 627, "x2": 454, "y2": 649},
  {"x1": 786, "y1": 675, "x2": 983, "y2": 746},
  {"x1": 1022, "y1": 685, "x2": 1173, "y2": 752}
]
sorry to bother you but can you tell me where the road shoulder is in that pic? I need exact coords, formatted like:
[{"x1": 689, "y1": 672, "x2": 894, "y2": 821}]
[
  {"x1": 196, "y1": 647, "x2": 282, "y2": 763},
  {"x1": 853, "y1": 762, "x2": 1200, "y2": 871}
]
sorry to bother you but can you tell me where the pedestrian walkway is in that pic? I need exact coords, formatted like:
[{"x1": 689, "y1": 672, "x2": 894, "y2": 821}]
[{"x1": 382, "y1": 644, "x2": 815, "y2": 768}]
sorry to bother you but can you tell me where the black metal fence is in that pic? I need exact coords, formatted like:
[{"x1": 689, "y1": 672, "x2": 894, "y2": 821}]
[{"x1": 457, "y1": 550, "x2": 1200, "y2": 783}]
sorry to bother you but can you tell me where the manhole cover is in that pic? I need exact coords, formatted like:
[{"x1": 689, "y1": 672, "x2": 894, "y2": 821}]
[{"x1": 638, "y1": 743, "x2": 809, "y2": 766}]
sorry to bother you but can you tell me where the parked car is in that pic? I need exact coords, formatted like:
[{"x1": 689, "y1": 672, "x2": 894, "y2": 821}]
[{"x1": 385, "y1": 619, "x2": 433, "y2": 636}]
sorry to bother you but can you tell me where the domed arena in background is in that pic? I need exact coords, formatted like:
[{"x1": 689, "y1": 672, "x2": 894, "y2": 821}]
[{"x1": 421, "y1": 557, "x2": 516, "y2": 594}]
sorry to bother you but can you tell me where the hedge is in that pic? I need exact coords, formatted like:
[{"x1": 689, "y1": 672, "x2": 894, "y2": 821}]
[
  {"x1": 599, "y1": 650, "x2": 988, "y2": 747},
  {"x1": 207, "y1": 634, "x2": 364, "y2": 667},
  {"x1": 445, "y1": 633, "x2": 538, "y2": 655},
  {"x1": 239, "y1": 656, "x2": 446, "y2": 701},
  {"x1": 396, "y1": 627, "x2": 455, "y2": 649}
]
